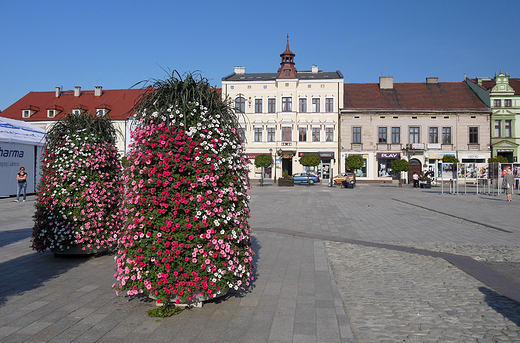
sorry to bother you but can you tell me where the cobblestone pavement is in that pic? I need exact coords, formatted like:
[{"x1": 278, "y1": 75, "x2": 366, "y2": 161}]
[{"x1": 0, "y1": 183, "x2": 519, "y2": 342}]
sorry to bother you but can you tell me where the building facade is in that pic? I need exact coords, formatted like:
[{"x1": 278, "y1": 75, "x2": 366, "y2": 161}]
[
  {"x1": 466, "y1": 72, "x2": 520, "y2": 162},
  {"x1": 0, "y1": 86, "x2": 143, "y2": 155},
  {"x1": 341, "y1": 77, "x2": 491, "y2": 182},
  {"x1": 221, "y1": 39, "x2": 344, "y2": 182}
]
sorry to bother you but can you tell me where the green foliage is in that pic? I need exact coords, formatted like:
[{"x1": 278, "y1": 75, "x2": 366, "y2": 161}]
[
  {"x1": 391, "y1": 159, "x2": 410, "y2": 172},
  {"x1": 282, "y1": 170, "x2": 292, "y2": 178},
  {"x1": 488, "y1": 155, "x2": 508, "y2": 163},
  {"x1": 299, "y1": 153, "x2": 321, "y2": 167},
  {"x1": 442, "y1": 155, "x2": 459, "y2": 163},
  {"x1": 147, "y1": 305, "x2": 183, "y2": 317},
  {"x1": 254, "y1": 154, "x2": 273, "y2": 168},
  {"x1": 344, "y1": 155, "x2": 364, "y2": 171}
]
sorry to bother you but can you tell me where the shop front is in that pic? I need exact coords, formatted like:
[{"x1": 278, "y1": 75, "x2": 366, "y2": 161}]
[
  {"x1": 298, "y1": 151, "x2": 336, "y2": 181},
  {"x1": 377, "y1": 152, "x2": 401, "y2": 179}
]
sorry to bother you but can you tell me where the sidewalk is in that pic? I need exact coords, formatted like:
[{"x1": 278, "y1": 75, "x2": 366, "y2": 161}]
[{"x1": 0, "y1": 184, "x2": 519, "y2": 342}]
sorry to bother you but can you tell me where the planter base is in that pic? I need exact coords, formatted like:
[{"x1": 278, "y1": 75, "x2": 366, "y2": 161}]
[
  {"x1": 278, "y1": 178, "x2": 294, "y2": 186},
  {"x1": 150, "y1": 288, "x2": 229, "y2": 308},
  {"x1": 50, "y1": 245, "x2": 109, "y2": 255}
]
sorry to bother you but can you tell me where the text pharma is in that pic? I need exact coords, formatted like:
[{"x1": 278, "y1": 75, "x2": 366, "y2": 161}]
[{"x1": 0, "y1": 147, "x2": 25, "y2": 158}]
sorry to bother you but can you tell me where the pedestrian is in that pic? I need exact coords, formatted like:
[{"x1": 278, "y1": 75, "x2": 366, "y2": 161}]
[
  {"x1": 412, "y1": 172, "x2": 419, "y2": 188},
  {"x1": 16, "y1": 166, "x2": 27, "y2": 202},
  {"x1": 503, "y1": 169, "x2": 515, "y2": 202}
]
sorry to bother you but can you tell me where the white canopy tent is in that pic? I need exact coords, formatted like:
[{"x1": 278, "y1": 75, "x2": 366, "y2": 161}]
[{"x1": 0, "y1": 117, "x2": 46, "y2": 197}]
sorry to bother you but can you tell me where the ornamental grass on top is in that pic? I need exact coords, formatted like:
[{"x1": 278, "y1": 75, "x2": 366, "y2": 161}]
[
  {"x1": 31, "y1": 112, "x2": 124, "y2": 252},
  {"x1": 114, "y1": 72, "x2": 255, "y2": 305}
]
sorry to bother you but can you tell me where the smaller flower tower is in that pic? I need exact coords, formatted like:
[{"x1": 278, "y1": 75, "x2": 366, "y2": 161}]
[{"x1": 31, "y1": 113, "x2": 124, "y2": 254}]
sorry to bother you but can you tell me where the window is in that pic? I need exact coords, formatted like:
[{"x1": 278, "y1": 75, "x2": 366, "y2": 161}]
[
  {"x1": 254, "y1": 128, "x2": 262, "y2": 142},
  {"x1": 429, "y1": 127, "x2": 438, "y2": 143},
  {"x1": 494, "y1": 120, "x2": 501, "y2": 137},
  {"x1": 325, "y1": 98, "x2": 334, "y2": 112},
  {"x1": 494, "y1": 99, "x2": 502, "y2": 107},
  {"x1": 23, "y1": 110, "x2": 30, "y2": 118},
  {"x1": 469, "y1": 127, "x2": 479, "y2": 144},
  {"x1": 312, "y1": 98, "x2": 320, "y2": 112},
  {"x1": 442, "y1": 127, "x2": 452, "y2": 144},
  {"x1": 298, "y1": 127, "x2": 307, "y2": 142},
  {"x1": 505, "y1": 120, "x2": 512, "y2": 138},
  {"x1": 73, "y1": 109, "x2": 81, "y2": 115},
  {"x1": 312, "y1": 127, "x2": 320, "y2": 142},
  {"x1": 409, "y1": 127, "x2": 420, "y2": 143},
  {"x1": 96, "y1": 109, "x2": 105, "y2": 117},
  {"x1": 268, "y1": 98, "x2": 276, "y2": 113},
  {"x1": 235, "y1": 96, "x2": 245, "y2": 113},
  {"x1": 282, "y1": 127, "x2": 292, "y2": 141},
  {"x1": 282, "y1": 97, "x2": 292, "y2": 112},
  {"x1": 325, "y1": 127, "x2": 334, "y2": 142},
  {"x1": 47, "y1": 110, "x2": 55, "y2": 118},
  {"x1": 299, "y1": 98, "x2": 307, "y2": 113},
  {"x1": 255, "y1": 99, "x2": 262, "y2": 113},
  {"x1": 391, "y1": 127, "x2": 400, "y2": 144},
  {"x1": 505, "y1": 99, "x2": 512, "y2": 107},
  {"x1": 239, "y1": 128, "x2": 246, "y2": 142},
  {"x1": 267, "y1": 127, "x2": 276, "y2": 142},
  {"x1": 378, "y1": 127, "x2": 387, "y2": 143},
  {"x1": 352, "y1": 127, "x2": 361, "y2": 143}
]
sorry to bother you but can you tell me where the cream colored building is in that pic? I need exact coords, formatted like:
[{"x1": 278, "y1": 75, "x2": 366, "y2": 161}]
[
  {"x1": 221, "y1": 40, "x2": 344, "y2": 182},
  {"x1": 341, "y1": 77, "x2": 491, "y2": 183}
]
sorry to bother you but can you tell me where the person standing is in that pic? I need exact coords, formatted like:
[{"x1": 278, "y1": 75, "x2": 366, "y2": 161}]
[
  {"x1": 15, "y1": 166, "x2": 27, "y2": 202},
  {"x1": 412, "y1": 172, "x2": 419, "y2": 188},
  {"x1": 503, "y1": 169, "x2": 515, "y2": 202}
]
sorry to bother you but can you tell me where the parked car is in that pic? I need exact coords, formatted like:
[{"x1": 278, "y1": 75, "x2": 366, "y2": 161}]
[
  {"x1": 333, "y1": 172, "x2": 355, "y2": 185},
  {"x1": 292, "y1": 173, "x2": 320, "y2": 185}
]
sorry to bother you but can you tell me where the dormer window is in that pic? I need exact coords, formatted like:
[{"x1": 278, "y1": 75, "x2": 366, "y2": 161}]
[
  {"x1": 72, "y1": 109, "x2": 81, "y2": 115},
  {"x1": 46, "y1": 105, "x2": 63, "y2": 118},
  {"x1": 21, "y1": 105, "x2": 39, "y2": 118},
  {"x1": 23, "y1": 110, "x2": 31, "y2": 118},
  {"x1": 96, "y1": 109, "x2": 106, "y2": 117},
  {"x1": 71, "y1": 104, "x2": 88, "y2": 115},
  {"x1": 47, "y1": 110, "x2": 56, "y2": 118},
  {"x1": 96, "y1": 104, "x2": 111, "y2": 117}
]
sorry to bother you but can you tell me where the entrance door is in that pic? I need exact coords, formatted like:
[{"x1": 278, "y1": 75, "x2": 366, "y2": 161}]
[
  {"x1": 408, "y1": 159, "x2": 422, "y2": 184},
  {"x1": 322, "y1": 163, "x2": 331, "y2": 181},
  {"x1": 282, "y1": 158, "x2": 292, "y2": 176}
]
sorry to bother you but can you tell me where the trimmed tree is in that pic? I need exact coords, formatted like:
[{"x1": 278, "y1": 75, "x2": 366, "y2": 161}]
[
  {"x1": 391, "y1": 158, "x2": 409, "y2": 186},
  {"x1": 489, "y1": 155, "x2": 508, "y2": 163},
  {"x1": 254, "y1": 154, "x2": 273, "y2": 186},
  {"x1": 299, "y1": 153, "x2": 321, "y2": 185},
  {"x1": 31, "y1": 113, "x2": 124, "y2": 253},
  {"x1": 442, "y1": 155, "x2": 459, "y2": 163},
  {"x1": 113, "y1": 72, "x2": 255, "y2": 307},
  {"x1": 345, "y1": 155, "x2": 364, "y2": 172}
]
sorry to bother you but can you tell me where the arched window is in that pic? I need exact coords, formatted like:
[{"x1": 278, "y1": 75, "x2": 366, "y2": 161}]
[{"x1": 235, "y1": 96, "x2": 245, "y2": 113}]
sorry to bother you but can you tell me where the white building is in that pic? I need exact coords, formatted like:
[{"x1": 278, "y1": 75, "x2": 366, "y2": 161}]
[{"x1": 221, "y1": 38, "x2": 344, "y2": 182}]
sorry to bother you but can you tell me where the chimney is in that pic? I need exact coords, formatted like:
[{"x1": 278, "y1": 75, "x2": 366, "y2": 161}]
[
  {"x1": 74, "y1": 86, "x2": 81, "y2": 97},
  {"x1": 311, "y1": 65, "x2": 319, "y2": 74},
  {"x1": 95, "y1": 86, "x2": 102, "y2": 96},
  {"x1": 426, "y1": 77, "x2": 439, "y2": 84},
  {"x1": 55, "y1": 87, "x2": 61, "y2": 98},
  {"x1": 234, "y1": 66, "x2": 246, "y2": 75},
  {"x1": 379, "y1": 76, "x2": 393, "y2": 89}
]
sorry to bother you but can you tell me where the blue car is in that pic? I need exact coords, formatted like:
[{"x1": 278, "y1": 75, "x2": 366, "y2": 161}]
[{"x1": 292, "y1": 173, "x2": 320, "y2": 185}]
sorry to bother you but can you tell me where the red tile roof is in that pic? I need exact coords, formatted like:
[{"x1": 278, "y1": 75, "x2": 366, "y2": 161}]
[
  {"x1": 343, "y1": 82, "x2": 489, "y2": 111},
  {"x1": 1, "y1": 88, "x2": 145, "y2": 121},
  {"x1": 466, "y1": 78, "x2": 520, "y2": 96}
]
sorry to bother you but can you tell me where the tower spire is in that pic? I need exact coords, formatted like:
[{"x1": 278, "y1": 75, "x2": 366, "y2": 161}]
[{"x1": 278, "y1": 35, "x2": 297, "y2": 79}]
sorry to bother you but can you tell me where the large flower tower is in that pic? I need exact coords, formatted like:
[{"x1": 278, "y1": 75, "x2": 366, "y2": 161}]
[
  {"x1": 31, "y1": 113, "x2": 124, "y2": 253},
  {"x1": 114, "y1": 72, "x2": 255, "y2": 306}
]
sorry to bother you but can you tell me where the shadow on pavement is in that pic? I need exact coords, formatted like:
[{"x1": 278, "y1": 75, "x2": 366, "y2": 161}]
[
  {"x1": 0, "y1": 228, "x2": 33, "y2": 248},
  {"x1": 0, "y1": 251, "x2": 89, "y2": 307},
  {"x1": 479, "y1": 286, "x2": 520, "y2": 326}
]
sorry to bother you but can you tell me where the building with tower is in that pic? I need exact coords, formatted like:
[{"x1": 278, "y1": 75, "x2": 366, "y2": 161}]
[{"x1": 221, "y1": 37, "x2": 344, "y2": 183}]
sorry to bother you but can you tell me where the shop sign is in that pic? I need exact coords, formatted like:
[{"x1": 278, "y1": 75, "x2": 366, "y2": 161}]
[
  {"x1": 461, "y1": 154, "x2": 486, "y2": 159},
  {"x1": 318, "y1": 152, "x2": 334, "y2": 158},
  {"x1": 377, "y1": 152, "x2": 400, "y2": 159},
  {"x1": 411, "y1": 143, "x2": 425, "y2": 149}
]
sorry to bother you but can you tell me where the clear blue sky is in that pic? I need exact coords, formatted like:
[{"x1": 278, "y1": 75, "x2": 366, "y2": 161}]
[{"x1": 1, "y1": 0, "x2": 519, "y2": 111}]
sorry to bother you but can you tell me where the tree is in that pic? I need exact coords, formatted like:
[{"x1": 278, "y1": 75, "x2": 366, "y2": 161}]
[
  {"x1": 299, "y1": 153, "x2": 321, "y2": 185},
  {"x1": 488, "y1": 155, "x2": 508, "y2": 163},
  {"x1": 442, "y1": 155, "x2": 459, "y2": 163},
  {"x1": 391, "y1": 159, "x2": 409, "y2": 186},
  {"x1": 255, "y1": 154, "x2": 272, "y2": 186},
  {"x1": 344, "y1": 155, "x2": 364, "y2": 171}
]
